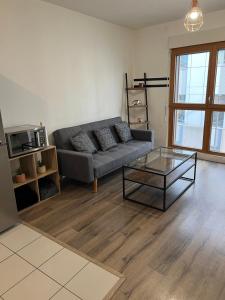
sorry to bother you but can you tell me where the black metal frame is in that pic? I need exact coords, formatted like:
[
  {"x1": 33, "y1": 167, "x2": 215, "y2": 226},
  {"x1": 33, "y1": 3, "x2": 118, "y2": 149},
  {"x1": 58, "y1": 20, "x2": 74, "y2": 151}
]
[{"x1": 122, "y1": 151, "x2": 197, "y2": 212}]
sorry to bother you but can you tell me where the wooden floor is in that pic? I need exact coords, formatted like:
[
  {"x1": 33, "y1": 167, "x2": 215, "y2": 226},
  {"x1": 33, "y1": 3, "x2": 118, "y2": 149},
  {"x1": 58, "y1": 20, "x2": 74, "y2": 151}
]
[{"x1": 21, "y1": 160, "x2": 225, "y2": 300}]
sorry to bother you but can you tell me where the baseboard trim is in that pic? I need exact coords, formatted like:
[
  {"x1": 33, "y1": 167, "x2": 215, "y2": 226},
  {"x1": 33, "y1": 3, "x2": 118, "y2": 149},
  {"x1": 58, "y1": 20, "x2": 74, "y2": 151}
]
[{"x1": 198, "y1": 152, "x2": 225, "y2": 164}]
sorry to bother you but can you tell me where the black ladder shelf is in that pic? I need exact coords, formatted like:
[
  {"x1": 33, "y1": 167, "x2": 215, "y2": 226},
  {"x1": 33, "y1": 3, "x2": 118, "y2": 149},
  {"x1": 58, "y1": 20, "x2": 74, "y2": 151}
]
[{"x1": 125, "y1": 73, "x2": 169, "y2": 130}]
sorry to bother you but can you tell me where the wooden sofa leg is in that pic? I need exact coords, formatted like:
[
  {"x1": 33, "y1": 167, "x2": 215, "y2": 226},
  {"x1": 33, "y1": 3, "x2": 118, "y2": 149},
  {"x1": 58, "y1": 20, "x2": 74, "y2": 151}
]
[{"x1": 92, "y1": 178, "x2": 98, "y2": 193}]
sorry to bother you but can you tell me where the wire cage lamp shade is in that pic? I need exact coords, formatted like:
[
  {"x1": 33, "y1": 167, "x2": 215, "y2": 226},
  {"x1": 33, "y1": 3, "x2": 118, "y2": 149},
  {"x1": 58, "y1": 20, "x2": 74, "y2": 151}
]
[{"x1": 184, "y1": 0, "x2": 203, "y2": 32}]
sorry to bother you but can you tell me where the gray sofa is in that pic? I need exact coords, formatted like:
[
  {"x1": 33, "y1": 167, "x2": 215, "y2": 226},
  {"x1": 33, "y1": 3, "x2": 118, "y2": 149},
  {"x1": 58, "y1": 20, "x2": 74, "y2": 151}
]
[{"x1": 53, "y1": 117, "x2": 154, "y2": 192}]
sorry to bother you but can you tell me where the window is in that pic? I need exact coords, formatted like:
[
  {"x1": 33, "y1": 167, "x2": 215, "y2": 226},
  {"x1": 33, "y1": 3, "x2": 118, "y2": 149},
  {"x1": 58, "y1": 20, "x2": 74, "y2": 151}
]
[
  {"x1": 214, "y1": 49, "x2": 225, "y2": 105},
  {"x1": 169, "y1": 42, "x2": 225, "y2": 155},
  {"x1": 174, "y1": 110, "x2": 205, "y2": 149},
  {"x1": 175, "y1": 52, "x2": 209, "y2": 104},
  {"x1": 210, "y1": 112, "x2": 225, "y2": 153}
]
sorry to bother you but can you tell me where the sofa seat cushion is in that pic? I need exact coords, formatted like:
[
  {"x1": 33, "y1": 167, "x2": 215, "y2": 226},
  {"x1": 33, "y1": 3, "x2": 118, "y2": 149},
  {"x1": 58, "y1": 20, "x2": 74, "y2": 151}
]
[{"x1": 93, "y1": 140, "x2": 152, "y2": 178}]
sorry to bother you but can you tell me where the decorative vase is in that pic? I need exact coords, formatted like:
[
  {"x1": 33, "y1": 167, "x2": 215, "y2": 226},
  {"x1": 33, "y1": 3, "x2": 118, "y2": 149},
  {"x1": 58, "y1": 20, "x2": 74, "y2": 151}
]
[
  {"x1": 37, "y1": 165, "x2": 46, "y2": 174},
  {"x1": 15, "y1": 173, "x2": 26, "y2": 183},
  {"x1": 132, "y1": 100, "x2": 141, "y2": 106}
]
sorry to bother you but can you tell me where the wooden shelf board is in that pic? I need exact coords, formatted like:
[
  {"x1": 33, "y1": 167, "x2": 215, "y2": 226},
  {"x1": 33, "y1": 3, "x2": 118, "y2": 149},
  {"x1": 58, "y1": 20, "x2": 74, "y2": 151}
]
[
  {"x1": 13, "y1": 177, "x2": 36, "y2": 189},
  {"x1": 10, "y1": 152, "x2": 35, "y2": 161},
  {"x1": 37, "y1": 168, "x2": 58, "y2": 179},
  {"x1": 18, "y1": 192, "x2": 60, "y2": 214},
  {"x1": 129, "y1": 105, "x2": 148, "y2": 109},
  {"x1": 130, "y1": 121, "x2": 150, "y2": 125},
  {"x1": 127, "y1": 87, "x2": 145, "y2": 91},
  {"x1": 40, "y1": 192, "x2": 60, "y2": 202},
  {"x1": 40, "y1": 145, "x2": 56, "y2": 153},
  {"x1": 9, "y1": 146, "x2": 55, "y2": 161}
]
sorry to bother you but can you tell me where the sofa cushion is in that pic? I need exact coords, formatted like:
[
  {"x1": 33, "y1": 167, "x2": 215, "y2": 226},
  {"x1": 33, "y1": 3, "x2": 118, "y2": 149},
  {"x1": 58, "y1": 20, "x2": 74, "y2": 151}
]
[
  {"x1": 94, "y1": 128, "x2": 117, "y2": 151},
  {"x1": 115, "y1": 122, "x2": 133, "y2": 143},
  {"x1": 93, "y1": 140, "x2": 152, "y2": 178},
  {"x1": 54, "y1": 126, "x2": 82, "y2": 150},
  {"x1": 80, "y1": 117, "x2": 122, "y2": 150},
  {"x1": 53, "y1": 117, "x2": 122, "y2": 150},
  {"x1": 70, "y1": 132, "x2": 97, "y2": 154}
]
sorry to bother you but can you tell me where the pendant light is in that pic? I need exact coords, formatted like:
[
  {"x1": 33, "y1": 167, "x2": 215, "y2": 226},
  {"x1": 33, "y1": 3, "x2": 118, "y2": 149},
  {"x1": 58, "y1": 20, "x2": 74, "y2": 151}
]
[{"x1": 184, "y1": 0, "x2": 203, "y2": 32}]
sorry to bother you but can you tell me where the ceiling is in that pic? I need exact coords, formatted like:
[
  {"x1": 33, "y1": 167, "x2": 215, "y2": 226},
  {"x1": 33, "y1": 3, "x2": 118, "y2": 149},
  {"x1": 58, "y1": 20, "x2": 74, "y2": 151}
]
[{"x1": 43, "y1": 0, "x2": 225, "y2": 29}]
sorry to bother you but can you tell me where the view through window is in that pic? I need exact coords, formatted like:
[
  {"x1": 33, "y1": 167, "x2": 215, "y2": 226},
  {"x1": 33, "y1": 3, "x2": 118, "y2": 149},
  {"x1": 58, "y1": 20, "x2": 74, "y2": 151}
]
[{"x1": 175, "y1": 52, "x2": 209, "y2": 104}]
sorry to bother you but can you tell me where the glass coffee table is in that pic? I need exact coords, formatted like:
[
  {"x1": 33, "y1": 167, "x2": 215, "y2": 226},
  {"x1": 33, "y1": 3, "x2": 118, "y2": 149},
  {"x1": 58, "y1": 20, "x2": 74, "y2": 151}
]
[{"x1": 123, "y1": 147, "x2": 197, "y2": 211}]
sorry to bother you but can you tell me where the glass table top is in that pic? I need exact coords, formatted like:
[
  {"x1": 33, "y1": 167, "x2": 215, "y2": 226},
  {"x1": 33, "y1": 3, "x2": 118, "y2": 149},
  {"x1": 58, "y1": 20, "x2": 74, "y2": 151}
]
[{"x1": 125, "y1": 147, "x2": 196, "y2": 175}]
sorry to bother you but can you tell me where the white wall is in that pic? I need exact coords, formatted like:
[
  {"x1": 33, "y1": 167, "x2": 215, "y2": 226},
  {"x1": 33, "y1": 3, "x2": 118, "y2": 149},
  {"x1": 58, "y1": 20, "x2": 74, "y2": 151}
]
[
  {"x1": 0, "y1": 0, "x2": 134, "y2": 138},
  {"x1": 1, "y1": 0, "x2": 225, "y2": 149},
  {"x1": 134, "y1": 9, "x2": 225, "y2": 147}
]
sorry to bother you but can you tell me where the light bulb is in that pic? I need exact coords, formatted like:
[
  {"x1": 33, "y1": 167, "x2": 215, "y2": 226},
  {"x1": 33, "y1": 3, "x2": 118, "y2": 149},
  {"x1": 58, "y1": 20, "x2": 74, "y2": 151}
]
[
  {"x1": 184, "y1": 0, "x2": 203, "y2": 32},
  {"x1": 189, "y1": 11, "x2": 199, "y2": 20}
]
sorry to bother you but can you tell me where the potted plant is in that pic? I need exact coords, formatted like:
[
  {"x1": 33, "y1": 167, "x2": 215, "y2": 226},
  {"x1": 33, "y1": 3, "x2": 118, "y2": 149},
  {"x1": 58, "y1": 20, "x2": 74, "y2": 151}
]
[
  {"x1": 15, "y1": 168, "x2": 26, "y2": 184},
  {"x1": 37, "y1": 160, "x2": 46, "y2": 174}
]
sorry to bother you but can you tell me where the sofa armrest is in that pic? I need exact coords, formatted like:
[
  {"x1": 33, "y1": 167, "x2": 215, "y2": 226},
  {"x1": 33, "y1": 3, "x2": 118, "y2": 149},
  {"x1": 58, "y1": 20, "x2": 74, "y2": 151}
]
[
  {"x1": 57, "y1": 149, "x2": 94, "y2": 183},
  {"x1": 131, "y1": 129, "x2": 154, "y2": 147}
]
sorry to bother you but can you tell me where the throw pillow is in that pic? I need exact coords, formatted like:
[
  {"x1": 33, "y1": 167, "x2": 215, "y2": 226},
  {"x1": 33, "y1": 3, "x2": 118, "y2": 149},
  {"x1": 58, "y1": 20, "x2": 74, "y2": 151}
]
[
  {"x1": 115, "y1": 122, "x2": 133, "y2": 143},
  {"x1": 94, "y1": 127, "x2": 117, "y2": 151},
  {"x1": 70, "y1": 131, "x2": 97, "y2": 154}
]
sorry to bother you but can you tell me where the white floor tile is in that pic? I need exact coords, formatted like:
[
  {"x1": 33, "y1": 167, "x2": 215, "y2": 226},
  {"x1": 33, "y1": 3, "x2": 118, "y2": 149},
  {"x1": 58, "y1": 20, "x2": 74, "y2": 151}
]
[
  {"x1": 0, "y1": 244, "x2": 13, "y2": 263},
  {"x1": 2, "y1": 270, "x2": 61, "y2": 300},
  {"x1": 66, "y1": 263, "x2": 119, "y2": 300},
  {"x1": 0, "y1": 224, "x2": 41, "y2": 252},
  {"x1": 51, "y1": 288, "x2": 80, "y2": 300},
  {"x1": 0, "y1": 255, "x2": 34, "y2": 295},
  {"x1": 40, "y1": 248, "x2": 88, "y2": 285},
  {"x1": 18, "y1": 236, "x2": 63, "y2": 267}
]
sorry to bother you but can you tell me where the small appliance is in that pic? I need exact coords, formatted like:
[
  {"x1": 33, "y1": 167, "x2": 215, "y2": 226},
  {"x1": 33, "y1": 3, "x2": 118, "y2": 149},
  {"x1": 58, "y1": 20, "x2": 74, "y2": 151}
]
[{"x1": 5, "y1": 124, "x2": 47, "y2": 158}]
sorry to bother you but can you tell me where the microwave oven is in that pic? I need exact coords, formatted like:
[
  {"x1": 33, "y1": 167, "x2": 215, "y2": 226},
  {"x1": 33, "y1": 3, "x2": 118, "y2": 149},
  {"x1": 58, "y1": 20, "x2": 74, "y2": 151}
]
[{"x1": 5, "y1": 125, "x2": 48, "y2": 158}]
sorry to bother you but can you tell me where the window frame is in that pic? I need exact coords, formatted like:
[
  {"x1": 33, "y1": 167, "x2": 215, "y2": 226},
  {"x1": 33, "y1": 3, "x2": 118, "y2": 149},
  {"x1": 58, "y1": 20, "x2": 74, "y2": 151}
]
[{"x1": 168, "y1": 41, "x2": 225, "y2": 156}]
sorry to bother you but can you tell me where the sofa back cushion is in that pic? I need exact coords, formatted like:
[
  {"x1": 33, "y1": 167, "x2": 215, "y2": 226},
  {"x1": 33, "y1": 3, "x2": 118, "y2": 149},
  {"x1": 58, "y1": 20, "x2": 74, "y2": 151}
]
[
  {"x1": 53, "y1": 117, "x2": 122, "y2": 150},
  {"x1": 115, "y1": 122, "x2": 133, "y2": 143},
  {"x1": 70, "y1": 132, "x2": 97, "y2": 153},
  {"x1": 80, "y1": 117, "x2": 121, "y2": 150},
  {"x1": 94, "y1": 128, "x2": 117, "y2": 151}
]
